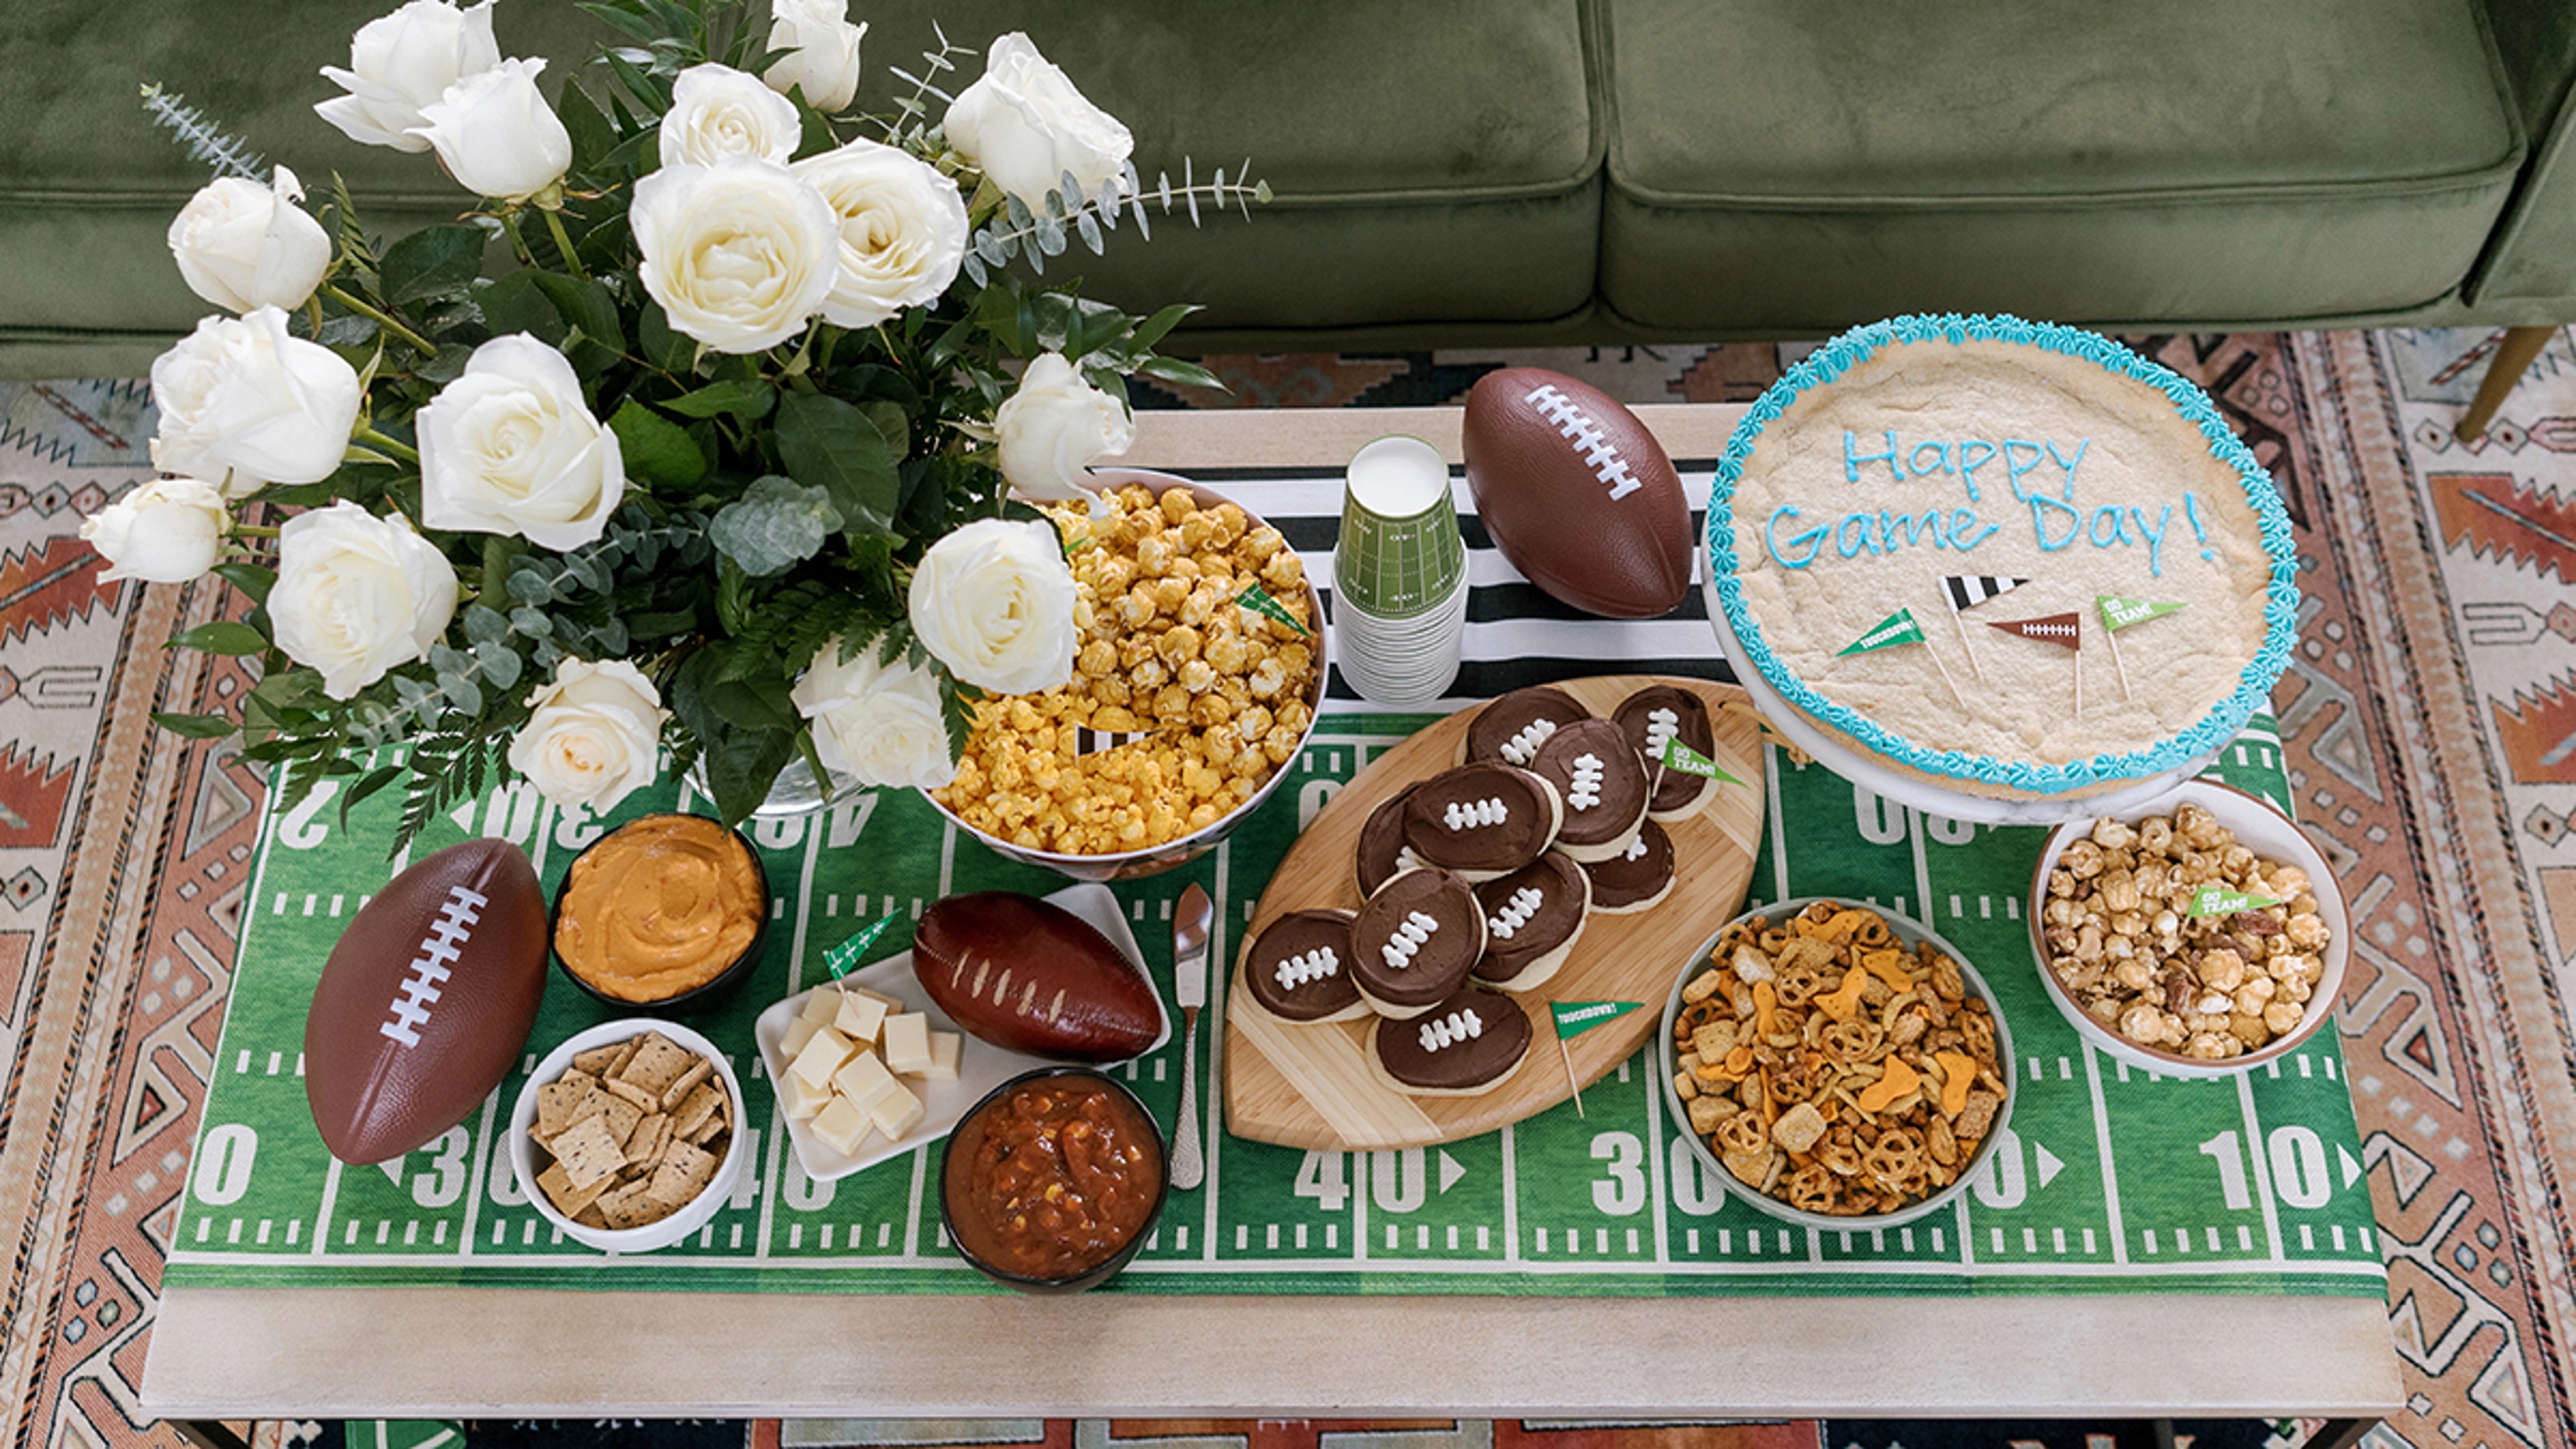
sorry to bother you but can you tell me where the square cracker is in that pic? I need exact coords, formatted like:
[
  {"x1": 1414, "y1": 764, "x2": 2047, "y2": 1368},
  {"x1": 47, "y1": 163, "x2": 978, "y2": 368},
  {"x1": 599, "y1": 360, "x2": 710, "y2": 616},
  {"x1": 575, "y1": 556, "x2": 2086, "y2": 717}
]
[
  {"x1": 625, "y1": 1112, "x2": 672, "y2": 1171},
  {"x1": 549, "y1": 1115, "x2": 627, "y2": 1191},
  {"x1": 537, "y1": 1161, "x2": 608, "y2": 1218},
  {"x1": 535, "y1": 1079, "x2": 596, "y2": 1138},
  {"x1": 596, "y1": 1178, "x2": 665, "y2": 1230},
  {"x1": 598, "y1": 1093, "x2": 645, "y2": 1149},
  {"x1": 669, "y1": 1081, "x2": 726, "y2": 1140},
  {"x1": 646, "y1": 1140, "x2": 718, "y2": 1208},
  {"x1": 684, "y1": 1112, "x2": 727, "y2": 1146},
  {"x1": 619, "y1": 1034, "x2": 695, "y2": 1096},
  {"x1": 602, "y1": 1076, "x2": 660, "y2": 1112},
  {"x1": 657, "y1": 1058, "x2": 712, "y2": 1113},
  {"x1": 574, "y1": 1202, "x2": 610, "y2": 1229},
  {"x1": 571, "y1": 1042, "x2": 625, "y2": 1075}
]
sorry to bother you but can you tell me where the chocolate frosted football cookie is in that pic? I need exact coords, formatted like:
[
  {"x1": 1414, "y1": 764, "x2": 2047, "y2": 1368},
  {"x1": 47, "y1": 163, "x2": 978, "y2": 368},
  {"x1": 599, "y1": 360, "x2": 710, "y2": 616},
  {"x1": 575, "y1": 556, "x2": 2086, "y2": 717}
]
[
  {"x1": 1350, "y1": 867, "x2": 1487, "y2": 1018},
  {"x1": 1356, "y1": 784, "x2": 1424, "y2": 898},
  {"x1": 1399, "y1": 762, "x2": 1561, "y2": 881},
  {"x1": 1580, "y1": 818, "x2": 1675, "y2": 913},
  {"x1": 1614, "y1": 685, "x2": 1716, "y2": 819},
  {"x1": 1529, "y1": 718, "x2": 1650, "y2": 861},
  {"x1": 1472, "y1": 853, "x2": 1589, "y2": 993},
  {"x1": 1238, "y1": 910, "x2": 1365, "y2": 1024},
  {"x1": 1462, "y1": 686, "x2": 1593, "y2": 768},
  {"x1": 1368, "y1": 986, "x2": 1532, "y2": 1097}
]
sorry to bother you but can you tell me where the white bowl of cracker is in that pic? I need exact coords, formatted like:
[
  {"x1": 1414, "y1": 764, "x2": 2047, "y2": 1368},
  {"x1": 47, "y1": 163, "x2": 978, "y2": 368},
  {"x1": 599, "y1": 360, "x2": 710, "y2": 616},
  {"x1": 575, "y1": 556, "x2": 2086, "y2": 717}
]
[
  {"x1": 926, "y1": 470, "x2": 1328, "y2": 883},
  {"x1": 1660, "y1": 897, "x2": 2017, "y2": 1230},
  {"x1": 2027, "y1": 779, "x2": 2348, "y2": 1078},
  {"x1": 510, "y1": 1019, "x2": 745, "y2": 1253}
]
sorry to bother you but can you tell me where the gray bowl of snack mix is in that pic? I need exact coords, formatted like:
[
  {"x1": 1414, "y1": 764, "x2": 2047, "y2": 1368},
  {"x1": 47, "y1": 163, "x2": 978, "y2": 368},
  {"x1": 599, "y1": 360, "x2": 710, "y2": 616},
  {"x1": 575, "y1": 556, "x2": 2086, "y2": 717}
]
[
  {"x1": 510, "y1": 1018, "x2": 745, "y2": 1253},
  {"x1": 2027, "y1": 779, "x2": 2349, "y2": 1079},
  {"x1": 927, "y1": 470, "x2": 1330, "y2": 883},
  {"x1": 1659, "y1": 896, "x2": 2017, "y2": 1230}
]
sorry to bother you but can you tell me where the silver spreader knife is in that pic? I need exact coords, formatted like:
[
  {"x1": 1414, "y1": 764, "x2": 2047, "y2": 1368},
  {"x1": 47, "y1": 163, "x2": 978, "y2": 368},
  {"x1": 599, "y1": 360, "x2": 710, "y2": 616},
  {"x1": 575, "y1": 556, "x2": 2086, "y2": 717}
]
[{"x1": 1169, "y1": 883, "x2": 1212, "y2": 1190}]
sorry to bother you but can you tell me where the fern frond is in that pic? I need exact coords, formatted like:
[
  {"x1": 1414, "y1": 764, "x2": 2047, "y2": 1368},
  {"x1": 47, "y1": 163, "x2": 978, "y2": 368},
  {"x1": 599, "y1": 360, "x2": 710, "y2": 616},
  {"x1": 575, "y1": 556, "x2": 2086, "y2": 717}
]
[{"x1": 139, "y1": 83, "x2": 269, "y2": 182}]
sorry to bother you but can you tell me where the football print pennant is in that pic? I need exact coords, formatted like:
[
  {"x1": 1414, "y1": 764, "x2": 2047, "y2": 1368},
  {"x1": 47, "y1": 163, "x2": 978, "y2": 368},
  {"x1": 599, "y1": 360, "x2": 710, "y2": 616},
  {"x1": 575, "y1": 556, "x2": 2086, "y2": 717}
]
[
  {"x1": 1941, "y1": 575, "x2": 2029, "y2": 614},
  {"x1": 1986, "y1": 611, "x2": 2082, "y2": 649},
  {"x1": 1838, "y1": 607, "x2": 1928, "y2": 656}
]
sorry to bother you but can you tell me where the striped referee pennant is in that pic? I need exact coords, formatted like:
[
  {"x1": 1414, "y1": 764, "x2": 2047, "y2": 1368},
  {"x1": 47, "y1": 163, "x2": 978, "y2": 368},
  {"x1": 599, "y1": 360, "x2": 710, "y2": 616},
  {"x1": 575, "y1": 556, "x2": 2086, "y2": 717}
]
[
  {"x1": 1941, "y1": 574, "x2": 2028, "y2": 614},
  {"x1": 1073, "y1": 727, "x2": 1158, "y2": 757}
]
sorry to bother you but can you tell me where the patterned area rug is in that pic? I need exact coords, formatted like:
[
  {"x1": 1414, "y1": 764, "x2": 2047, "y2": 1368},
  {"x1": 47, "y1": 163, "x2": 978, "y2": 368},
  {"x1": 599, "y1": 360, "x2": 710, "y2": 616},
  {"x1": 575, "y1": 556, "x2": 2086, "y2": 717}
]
[{"x1": 1, "y1": 331, "x2": 2570, "y2": 1449}]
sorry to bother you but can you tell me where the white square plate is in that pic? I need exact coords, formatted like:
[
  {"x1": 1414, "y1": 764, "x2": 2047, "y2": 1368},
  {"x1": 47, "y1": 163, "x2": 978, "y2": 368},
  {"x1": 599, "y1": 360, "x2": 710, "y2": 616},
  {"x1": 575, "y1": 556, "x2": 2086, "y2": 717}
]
[{"x1": 752, "y1": 881, "x2": 1169, "y2": 1183}]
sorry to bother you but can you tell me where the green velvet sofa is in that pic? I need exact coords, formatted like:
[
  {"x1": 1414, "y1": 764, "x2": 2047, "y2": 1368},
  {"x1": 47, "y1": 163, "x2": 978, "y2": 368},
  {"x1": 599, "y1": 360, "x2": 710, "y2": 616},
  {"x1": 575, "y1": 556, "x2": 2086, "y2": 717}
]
[{"x1": 5, "y1": 0, "x2": 2573, "y2": 379}]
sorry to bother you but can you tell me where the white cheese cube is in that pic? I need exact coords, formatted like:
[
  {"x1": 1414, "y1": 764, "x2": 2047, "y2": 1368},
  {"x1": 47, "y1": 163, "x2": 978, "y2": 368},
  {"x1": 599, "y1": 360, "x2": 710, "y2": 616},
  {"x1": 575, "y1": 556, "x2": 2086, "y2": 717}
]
[
  {"x1": 923, "y1": 1030, "x2": 961, "y2": 1081},
  {"x1": 777, "y1": 1070, "x2": 833, "y2": 1122},
  {"x1": 787, "y1": 1024, "x2": 854, "y2": 1090},
  {"x1": 868, "y1": 1079, "x2": 924, "y2": 1140},
  {"x1": 833, "y1": 989, "x2": 889, "y2": 1044},
  {"x1": 781, "y1": 1016, "x2": 820, "y2": 1060},
  {"x1": 811, "y1": 1095, "x2": 875, "y2": 1156},
  {"x1": 844, "y1": 984, "x2": 900, "y2": 1008},
  {"x1": 798, "y1": 985, "x2": 845, "y2": 1026},
  {"x1": 880, "y1": 1013, "x2": 933, "y2": 1075},
  {"x1": 830, "y1": 1049, "x2": 901, "y2": 1113}
]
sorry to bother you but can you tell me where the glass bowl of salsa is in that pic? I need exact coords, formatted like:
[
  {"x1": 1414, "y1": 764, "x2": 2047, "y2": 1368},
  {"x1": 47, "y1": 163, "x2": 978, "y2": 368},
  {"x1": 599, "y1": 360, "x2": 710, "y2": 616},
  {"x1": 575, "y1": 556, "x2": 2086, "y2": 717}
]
[{"x1": 938, "y1": 1067, "x2": 1169, "y2": 1293}]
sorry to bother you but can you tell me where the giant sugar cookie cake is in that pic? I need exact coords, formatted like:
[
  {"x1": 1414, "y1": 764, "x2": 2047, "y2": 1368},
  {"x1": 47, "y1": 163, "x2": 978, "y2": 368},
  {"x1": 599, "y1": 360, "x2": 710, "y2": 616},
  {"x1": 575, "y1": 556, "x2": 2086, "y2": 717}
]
[{"x1": 1707, "y1": 315, "x2": 2298, "y2": 800}]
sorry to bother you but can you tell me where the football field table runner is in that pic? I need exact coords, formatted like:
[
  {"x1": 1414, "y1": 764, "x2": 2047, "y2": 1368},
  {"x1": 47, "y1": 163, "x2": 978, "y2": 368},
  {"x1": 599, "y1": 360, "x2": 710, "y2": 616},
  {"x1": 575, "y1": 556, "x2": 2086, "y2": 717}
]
[{"x1": 145, "y1": 407, "x2": 2402, "y2": 1420}]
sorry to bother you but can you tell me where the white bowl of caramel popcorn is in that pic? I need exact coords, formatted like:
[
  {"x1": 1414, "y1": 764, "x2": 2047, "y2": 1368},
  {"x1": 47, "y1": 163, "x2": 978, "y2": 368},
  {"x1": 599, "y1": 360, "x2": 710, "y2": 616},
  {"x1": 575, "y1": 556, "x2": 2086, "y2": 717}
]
[
  {"x1": 1660, "y1": 897, "x2": 2017, "y2": 1229},
  {"x1": 2027, "y1": 780, "x2": 2347, "y2": 1077},
  {"x1": 929, "y1": 472, "x2": 1328, "y2": 881}
]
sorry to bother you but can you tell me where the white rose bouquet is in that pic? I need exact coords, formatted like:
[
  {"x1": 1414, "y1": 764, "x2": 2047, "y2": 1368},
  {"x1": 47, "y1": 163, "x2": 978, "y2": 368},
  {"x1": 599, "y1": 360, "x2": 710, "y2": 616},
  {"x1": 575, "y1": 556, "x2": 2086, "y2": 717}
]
[{"x1": 107, "y1": 0, "x2": 1265, "y2": 851}]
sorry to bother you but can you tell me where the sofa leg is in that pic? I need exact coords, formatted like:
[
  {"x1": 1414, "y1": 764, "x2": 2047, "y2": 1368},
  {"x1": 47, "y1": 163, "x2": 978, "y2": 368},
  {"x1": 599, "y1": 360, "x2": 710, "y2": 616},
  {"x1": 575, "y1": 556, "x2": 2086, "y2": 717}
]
[{"x1": 2456, "y1": 325, "x2": 2559, "y2": 441}]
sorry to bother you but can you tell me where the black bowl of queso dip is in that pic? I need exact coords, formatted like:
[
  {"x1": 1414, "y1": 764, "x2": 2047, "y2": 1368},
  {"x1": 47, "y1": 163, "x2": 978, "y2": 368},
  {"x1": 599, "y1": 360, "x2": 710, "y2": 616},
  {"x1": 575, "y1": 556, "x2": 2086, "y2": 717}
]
[{"x1": 938, "y1": 1067, "x2": 1167, "y2": 1293}]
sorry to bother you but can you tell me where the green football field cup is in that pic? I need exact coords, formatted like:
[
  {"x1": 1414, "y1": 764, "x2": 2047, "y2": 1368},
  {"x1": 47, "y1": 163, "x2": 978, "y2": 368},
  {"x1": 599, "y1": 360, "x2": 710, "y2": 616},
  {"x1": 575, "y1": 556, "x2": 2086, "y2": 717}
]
[{"x1": 1334, "y1": 435, "x2": 1466, "y2": 620}]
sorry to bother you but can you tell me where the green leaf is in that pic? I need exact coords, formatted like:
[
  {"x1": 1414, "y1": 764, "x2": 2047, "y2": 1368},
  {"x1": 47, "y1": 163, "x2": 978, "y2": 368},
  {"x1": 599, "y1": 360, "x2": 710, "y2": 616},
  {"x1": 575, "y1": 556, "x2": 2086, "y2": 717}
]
[
  {"x1": 1136, "y1": 355, "x2": 1224, "y2": 392},
  {"x1": 669, "y1": 649, "x2": 800, "y2": 826},
  {"x1": 661, "y1": 379, "x2": 776, "y2": 424},
  {"x1": 152, "y1": 710, "x2": 238, "y2": 739},
  {"x1": 476, "y1": 270, "x2": 568, "y2": 346},
  {"x1": 773, "y1": 390, "x2": 899, "y2": 535},
  {"x1": 608, "y1": 398, "x2": 709, "y2": 490},
  {"x1": 211, "y1": 562, "x2": 276, "y2": 604},
  {"x1": 708, "y1": 475, "x2": 843, "y2": 576},
  {"x1": 857, "y1": 399, "x2": 909, "y2": 460},
  {"x1": 576, "y1": 1, "x2": 665, "y2": 44},
  {"x1": 638, "y1": 299, "x2": 691, "y2": 372},
  {"x1": 168, "y1": 620, "x2": 268, "y2": 655},
  {"x1": 529, "y1": 272, "x2": 622, "y2": 359},
  {"x1": 1130, "y1": 303, "x2": 1199, "y2": 353},
  {"x1": 559, "y1": 78, "x2": 622, "y2": 175},
  {"x1": 379, "y1": 224, "x2": 487, "y2": 304},
  {"x1": 338, "y1": 763, "x2": 408, "y2": 829}
]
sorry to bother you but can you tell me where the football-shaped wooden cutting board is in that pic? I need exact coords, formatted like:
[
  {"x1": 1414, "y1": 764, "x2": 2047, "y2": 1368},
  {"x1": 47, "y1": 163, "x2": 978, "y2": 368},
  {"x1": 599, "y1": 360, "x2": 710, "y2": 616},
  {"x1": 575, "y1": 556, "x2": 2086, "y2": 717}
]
[{"x1": 1226, "y1": 676, "x2": 1766, "y2": 1150}]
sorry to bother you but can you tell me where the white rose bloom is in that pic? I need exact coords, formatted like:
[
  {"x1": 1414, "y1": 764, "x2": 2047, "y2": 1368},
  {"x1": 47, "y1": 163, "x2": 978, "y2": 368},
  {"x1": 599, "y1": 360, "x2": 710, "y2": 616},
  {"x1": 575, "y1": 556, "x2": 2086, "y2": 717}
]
[
  {"x1": 418, "y1": 335, "x2": 626, "y2": 550},
  {"x1": 631, "y1": 157, "x2": 840, "y2": 353},
  {"x1": 315, "y1": 0, "x2": 502, "y2": 153},
  {"x1": 991, "y1": 352, "x2": 1133, "y2": 501},
  {"x1": 942, "y1": 32, "x2": 1132, "y2": 211},
  {"x1": 270, "y1": 502, "x2": 460, "y2": 700},
  {"x1": 906, "y1": 517, "x2": 1077, "y2": 696},
  {"x1": 408, "y1": 57, "x2": 572, "y2": 202},
  {"x1": 792, "y1": 138, "x2": 969, "y2": 327},
  {"x1": 762, "y1": 0, "x2": 867, "y2": 114},
  {"x1": 79, "y1": 478, "x2": 231, "y2": 584},
  {"x1": 508, "y1": 657, "x2": 668, "y2": 814},
  {"x1": 167, "y1": 166, "x2": 333, "y2": 315},
  {"x1": 150, "y1": 308, "x2": 362, "y2": 498},
  {"x1": 660, "y1": 62, "x2": 802, "y2": 170},
  {"x1": 792, "y1": 643, "x2": 957, "y2": 791}
]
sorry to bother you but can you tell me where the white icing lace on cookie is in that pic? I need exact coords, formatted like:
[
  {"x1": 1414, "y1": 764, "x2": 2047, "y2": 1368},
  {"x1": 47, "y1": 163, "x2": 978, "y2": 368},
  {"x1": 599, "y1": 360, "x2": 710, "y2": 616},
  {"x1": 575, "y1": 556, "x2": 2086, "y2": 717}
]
[
  {"x1": 1487, "y1": 886, "x2": 1543, "y2": 941},
  {"x1": 1380, "y1": 910, "x2": 1440, "y2": 969},
  {"x1": 1645, "y1": 706, "x2": 1680, "y2": 756},
  {"x1": 1273, "y1": 947, "x2": 1341, "y2": 990},
  {"x1": 1622, "y1": 833, "x2": 1650, "y2": 861},
  {"x1": 1418, "y1": 1007, "x2": 1486, "y2": 1053},
  {"x1": 1501, "y1": 718, "x2": 1558, "y2": 766},
  {"x1": 1444, "y1": 798, "x2": 1509, "y2": 830},
  {"x1": 1567, "y1": 754, "x2": 1605, "y2": 810}
]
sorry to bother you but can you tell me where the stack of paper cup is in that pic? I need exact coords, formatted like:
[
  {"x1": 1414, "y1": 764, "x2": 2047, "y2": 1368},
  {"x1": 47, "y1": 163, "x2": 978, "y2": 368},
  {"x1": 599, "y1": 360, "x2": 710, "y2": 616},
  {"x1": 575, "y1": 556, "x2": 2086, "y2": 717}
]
[{"x1": 1333, "y1": 435, "x2": 1470, "y2": 707}]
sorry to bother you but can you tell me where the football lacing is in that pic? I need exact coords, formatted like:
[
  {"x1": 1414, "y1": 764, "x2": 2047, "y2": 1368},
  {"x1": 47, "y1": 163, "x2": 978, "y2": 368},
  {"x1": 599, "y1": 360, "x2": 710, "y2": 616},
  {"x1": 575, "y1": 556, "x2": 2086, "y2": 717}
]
[
  {"x1": 1417, "y1": 1006, "x2": 1487, "y2": 1054},
  {"x1": 1273, "y1": 947, "x2": 1341, "y2": 990},
  {"x1": 1380, "y1": 910, "x2": 1440, "y2": 969},
  {"x1": 1501, "y1": 718, "x2": 1558, "y2": 766},
  {"x1": 1487, "y1": 886, "x2": 1543, "y2": 941},
  {"x1": 1567, "y1": 754, "x2": 1605, "y2": 810},
  {"x1": 1444, "y1": 798, "x2": 1509, "y2": 830},
  {"x1": 1644, "y1": 706, "x2": 1680, "y2": 757}
]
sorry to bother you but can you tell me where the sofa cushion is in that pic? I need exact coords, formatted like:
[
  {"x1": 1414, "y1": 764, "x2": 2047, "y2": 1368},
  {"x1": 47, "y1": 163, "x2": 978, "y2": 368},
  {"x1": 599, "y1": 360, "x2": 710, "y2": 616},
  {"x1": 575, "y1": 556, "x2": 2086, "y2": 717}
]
[
  {"x1": 1599, "y1": 0, "x2": 2528, "y2": 331},
  {"x1": 0, "y1": 0, "x2": 1601, "y2": 374}
]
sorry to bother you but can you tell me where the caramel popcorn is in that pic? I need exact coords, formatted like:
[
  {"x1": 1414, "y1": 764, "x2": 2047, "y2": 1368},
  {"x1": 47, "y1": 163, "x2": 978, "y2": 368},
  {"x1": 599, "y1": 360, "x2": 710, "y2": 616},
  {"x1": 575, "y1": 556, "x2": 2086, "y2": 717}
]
[
  {"x1": 932, "y1": 484, "x2": 1320, "y2": 855},
  {"x1": 2042, "y1": 802, "x2": 2330, "y2": 1061}
]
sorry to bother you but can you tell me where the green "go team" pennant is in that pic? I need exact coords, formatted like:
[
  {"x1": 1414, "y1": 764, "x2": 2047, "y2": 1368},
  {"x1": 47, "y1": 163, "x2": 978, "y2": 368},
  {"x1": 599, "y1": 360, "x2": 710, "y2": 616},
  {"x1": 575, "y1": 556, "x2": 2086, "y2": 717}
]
[{"x1": 2098, "y1": 595, "x2": 2188, "y2": 631}]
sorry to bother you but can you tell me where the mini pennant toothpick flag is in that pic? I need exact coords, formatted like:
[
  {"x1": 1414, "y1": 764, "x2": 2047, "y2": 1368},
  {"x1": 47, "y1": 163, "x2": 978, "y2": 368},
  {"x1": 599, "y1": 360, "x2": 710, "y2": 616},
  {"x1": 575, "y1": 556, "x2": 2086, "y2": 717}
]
[
  {"x1": 2098, "y1": 595, "x2": 2188, "y2": 632},
  {"x1": 1234, "y1": 582, "x2": 1311, "y2": 637},
  {"x1": 1986, "y1": 611, "x2": 2083, "y2": 649},
  {"x1": 1660, "y1": 737, "x2": 1746, "y2": 786},
  {"x1": 1551, "y1": 1000, "x2": 1643, "y2": 1118},
  {"x1": 1838, "y1": 606, "x2": 1928, "y2": 656},
  {"x1": 1941, "y1": 575, "x2": 2029, "y2": 614},
  {"x1": 822, "y1": 907, "x2": 910, "y2": 978},
  {"x1": 2188, "y1": 885, "x2": 2288, "y2": 917}
]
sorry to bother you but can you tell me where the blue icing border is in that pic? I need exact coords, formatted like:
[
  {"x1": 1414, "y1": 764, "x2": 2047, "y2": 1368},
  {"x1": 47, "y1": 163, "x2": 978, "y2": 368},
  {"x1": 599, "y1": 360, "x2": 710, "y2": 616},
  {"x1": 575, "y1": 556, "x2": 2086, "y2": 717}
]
[{"x1": 1705, "y1": 313, "x2": 2300, "y2": 795}]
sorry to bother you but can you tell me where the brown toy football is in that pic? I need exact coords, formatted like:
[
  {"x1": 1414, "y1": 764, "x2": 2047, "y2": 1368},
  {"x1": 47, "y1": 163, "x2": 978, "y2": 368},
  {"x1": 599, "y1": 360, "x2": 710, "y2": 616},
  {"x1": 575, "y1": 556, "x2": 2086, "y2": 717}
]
[
  {"x1": 303, "y1": 837, "x2": 549, "y2": 1164},
  {"x1": 912, "y1": 892, "x2": 1161, "y2": 1062},
  {"x1": 1462, "y1": 366, "x2": 1692, "y2": 619}
]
